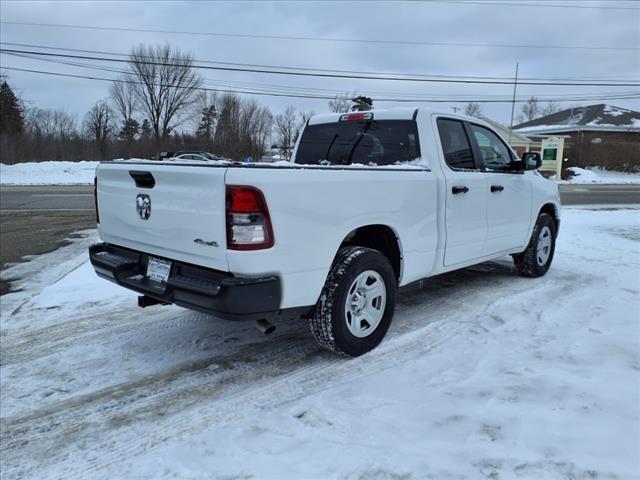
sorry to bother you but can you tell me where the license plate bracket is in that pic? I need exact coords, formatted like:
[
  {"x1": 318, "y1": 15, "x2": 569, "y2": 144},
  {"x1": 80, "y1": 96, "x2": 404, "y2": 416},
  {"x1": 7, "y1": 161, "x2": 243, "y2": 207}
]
[{"x1": 147, "y1": 256, "x2": 172, "y2": 284}]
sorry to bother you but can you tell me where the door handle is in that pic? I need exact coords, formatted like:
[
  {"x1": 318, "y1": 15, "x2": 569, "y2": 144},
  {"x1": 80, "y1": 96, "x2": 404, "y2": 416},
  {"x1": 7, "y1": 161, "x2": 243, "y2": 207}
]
[
  {"x1": 491, "y1": 185, "x2": 504, "y2": 192},
  {"x1": 452, "y1": 186, "x2": 469, "y2": 194}
]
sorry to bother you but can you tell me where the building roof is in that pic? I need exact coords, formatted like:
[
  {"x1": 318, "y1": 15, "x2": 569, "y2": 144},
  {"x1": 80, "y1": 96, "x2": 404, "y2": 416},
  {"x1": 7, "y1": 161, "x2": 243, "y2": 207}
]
[
  {"x1": 479, "y1": 116, "x2": 535, "y2": 145},
  {"x1": 513, "y1": 104, "x2": 640, "y2": 134}
]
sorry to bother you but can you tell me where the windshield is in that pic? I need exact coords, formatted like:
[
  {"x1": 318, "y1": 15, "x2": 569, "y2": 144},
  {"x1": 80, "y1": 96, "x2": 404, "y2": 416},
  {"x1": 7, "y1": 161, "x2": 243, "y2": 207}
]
[{"x1": 294, "y1": 119, "x2": 421, "y2": 166}]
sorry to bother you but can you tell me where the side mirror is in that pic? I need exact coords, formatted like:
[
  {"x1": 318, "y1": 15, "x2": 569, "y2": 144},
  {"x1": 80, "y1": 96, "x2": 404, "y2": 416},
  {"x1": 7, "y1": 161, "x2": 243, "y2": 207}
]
[{"x1": 522, "y1": 152, "x2": 542, "y2": 170}]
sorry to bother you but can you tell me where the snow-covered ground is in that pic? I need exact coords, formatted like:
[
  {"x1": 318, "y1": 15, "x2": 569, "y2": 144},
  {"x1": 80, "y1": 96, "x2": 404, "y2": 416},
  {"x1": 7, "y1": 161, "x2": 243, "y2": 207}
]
[
  {"x1": 1, "y1": 208, "x2": 639, "y2": 479},
  {"x1": 563, "y1": 167, "x2": 640, "y2": 184},
  {"x1": 0, "y1": 161, "x2": 99, "y2": 185}
]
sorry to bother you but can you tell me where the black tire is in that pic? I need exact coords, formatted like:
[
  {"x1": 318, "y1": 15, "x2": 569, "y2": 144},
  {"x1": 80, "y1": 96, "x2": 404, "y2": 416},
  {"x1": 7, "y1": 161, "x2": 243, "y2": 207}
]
[
  {"x1": 513, "y1": 213, "x2": 556, "y2": 278},
  {"x1": 309, "y1": 246, "x2": 397, "y2": 357}
]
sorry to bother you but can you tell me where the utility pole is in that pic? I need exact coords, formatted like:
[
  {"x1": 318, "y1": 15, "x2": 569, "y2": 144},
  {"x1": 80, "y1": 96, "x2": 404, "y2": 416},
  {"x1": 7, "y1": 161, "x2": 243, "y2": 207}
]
[{"x1": 508, "y1": 62, "x2": 519, "y2": 144}]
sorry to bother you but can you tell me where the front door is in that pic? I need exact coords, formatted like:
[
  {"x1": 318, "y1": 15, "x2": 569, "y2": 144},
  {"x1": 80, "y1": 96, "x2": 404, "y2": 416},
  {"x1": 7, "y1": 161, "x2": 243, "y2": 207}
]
[
  {"x1": 437, "y1": 118, "x2": 488, "y2": 267},
  {"x1": 467, "y1": 123, "x2": 532, "y2": 255}
]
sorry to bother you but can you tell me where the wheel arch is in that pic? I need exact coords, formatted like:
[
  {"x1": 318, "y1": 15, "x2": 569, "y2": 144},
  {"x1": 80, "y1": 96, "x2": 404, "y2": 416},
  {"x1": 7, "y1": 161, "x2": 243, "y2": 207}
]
[
  {"x1": 539, "y1": 203, "x2": 560, "y2": 236},
  {"x1": 338, "y1": 224, "x2": 403, "y2": 283}
]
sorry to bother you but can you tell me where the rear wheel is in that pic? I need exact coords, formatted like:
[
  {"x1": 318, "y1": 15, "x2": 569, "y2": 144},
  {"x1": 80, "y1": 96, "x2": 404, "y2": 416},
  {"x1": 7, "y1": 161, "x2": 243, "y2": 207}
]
[
  {"x1": 513, "y1": 213, "x2": 556, "y2": 277},
  {"x1": 309, "y1": 246, "x2": 396, "y2": 357}
]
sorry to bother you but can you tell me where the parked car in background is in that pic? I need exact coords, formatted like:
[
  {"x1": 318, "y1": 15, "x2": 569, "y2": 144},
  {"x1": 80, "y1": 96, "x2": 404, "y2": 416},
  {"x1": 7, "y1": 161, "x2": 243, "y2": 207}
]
[
  {"x1": 170, "y1": 153, "x2": 212, "y2": 162},
  {"x1": 161, "y1": 151, "x2": 225, "y2": 161},
  {"x1": 91, "y1": 108, "x2": 560, "y2": 357}
]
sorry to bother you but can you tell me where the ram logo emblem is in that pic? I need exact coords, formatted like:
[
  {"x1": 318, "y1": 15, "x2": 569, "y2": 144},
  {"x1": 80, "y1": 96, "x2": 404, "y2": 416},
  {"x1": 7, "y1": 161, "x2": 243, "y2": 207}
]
[{"x1": 136, "y1": 194, "x2": 151, "y2": 220}]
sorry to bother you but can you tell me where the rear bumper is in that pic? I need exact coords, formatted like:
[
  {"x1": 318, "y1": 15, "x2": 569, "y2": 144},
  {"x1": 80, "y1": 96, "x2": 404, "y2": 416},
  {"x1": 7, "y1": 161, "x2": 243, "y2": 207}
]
[{"x1": 89, "y1": 242, "x2": 281, "y2": 320}]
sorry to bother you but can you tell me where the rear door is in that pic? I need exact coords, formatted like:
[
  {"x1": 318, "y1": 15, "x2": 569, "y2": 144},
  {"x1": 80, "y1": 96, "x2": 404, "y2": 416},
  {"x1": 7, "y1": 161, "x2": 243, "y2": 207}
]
[
  {"x1": 436, "y1": 118, "x2": 488, "y2": 266},
  {"x1": 467, "y1": 123, "x2": 532, "y2": 255},
  {"x1": 96, "y1": 161, "x2": 229, "y2": 271}
]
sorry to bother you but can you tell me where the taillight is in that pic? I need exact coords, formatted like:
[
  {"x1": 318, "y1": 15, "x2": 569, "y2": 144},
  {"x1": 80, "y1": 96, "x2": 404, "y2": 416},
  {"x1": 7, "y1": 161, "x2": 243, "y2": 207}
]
[
  {"x1": 226, "y1": 185, "x2": 274, "y2": 250},
  {"x1": 94, "y1": 176, "x2": 99, "y2": 224}
]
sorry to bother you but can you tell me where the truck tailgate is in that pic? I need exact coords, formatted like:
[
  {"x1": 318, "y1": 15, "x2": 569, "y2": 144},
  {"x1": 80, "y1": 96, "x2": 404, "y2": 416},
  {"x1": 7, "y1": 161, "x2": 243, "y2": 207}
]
[{"x1": 96, "y1": 162, "x2": 229, "y2": 271}]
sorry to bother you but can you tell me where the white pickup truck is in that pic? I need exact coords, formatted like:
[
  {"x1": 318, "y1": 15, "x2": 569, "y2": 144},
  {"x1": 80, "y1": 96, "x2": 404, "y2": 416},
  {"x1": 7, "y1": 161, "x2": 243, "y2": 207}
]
[{"x1": 90, "y1": 107, "x2": 560, "y2": 356}]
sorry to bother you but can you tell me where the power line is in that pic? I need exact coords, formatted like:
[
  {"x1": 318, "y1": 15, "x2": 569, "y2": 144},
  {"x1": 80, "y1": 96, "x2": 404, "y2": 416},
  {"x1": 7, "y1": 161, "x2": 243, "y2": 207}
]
[
  {"x1": 3, "y1": 48, "x2": 639, "y2": 87},
  {"x1": 1, "y1": 20, "x2": 636, "y2": 51},
  {"x1": 433, "y1": 0, "x2": 640, "y2": 11},
  {"x1": 2, "y1": 41, "x2": 636, "y2": 83},
  {"x1": 3, "y1": 66, "x2": 638, "y2": 104},
  {"x1": 6, "y1": 50, "x2": 638, "y2": 102}
]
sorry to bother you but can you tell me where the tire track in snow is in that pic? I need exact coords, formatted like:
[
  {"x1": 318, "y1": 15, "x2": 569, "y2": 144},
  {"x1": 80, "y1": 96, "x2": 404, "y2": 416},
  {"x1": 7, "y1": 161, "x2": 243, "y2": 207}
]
[
  {"x1": 1, "y1": 306, "x2": 200, "y2": 366},
  {"x1": 0, "y1": 263, "x2": 518, "y2": 479},
  {"x1": 1, "y1": 261, "x2": 589, "y2": 479}
]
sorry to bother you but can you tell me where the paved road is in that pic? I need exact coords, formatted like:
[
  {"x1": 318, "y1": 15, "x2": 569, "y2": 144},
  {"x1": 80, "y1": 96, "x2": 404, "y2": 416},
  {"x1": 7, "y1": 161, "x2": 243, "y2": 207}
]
[
  {"x1": 559, "y1": 184, "x2": 640, "y2": 206},
  {"x1": 2, "y1": 184, "x2": 639, "y2": 212},
  {"x1": 1, "y1": 183, "x2": 639, "y2": 293},
  {"x1": 0, "y1": 186, "x2": 95, "y2": 293},
  {"x1": 0, "y1": 185, "x2": 94, "y2": 211}
]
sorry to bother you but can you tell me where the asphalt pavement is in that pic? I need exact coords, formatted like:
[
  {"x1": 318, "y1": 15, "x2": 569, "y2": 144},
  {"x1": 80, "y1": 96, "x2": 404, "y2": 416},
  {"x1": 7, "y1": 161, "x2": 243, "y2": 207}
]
[
  {"x1": 0, "y1": 186, "x2": 95, "y2": 293},
  {"x1": 3, "y1": 183, "x2": 639, "y2": 212},
  {"x1": 1, "y1": 183, "x2": 639, "y2": 294},
  {"x1": 0, "y1": 185, "x2": 94, "y2": 211},
  {"x1": 559, "y1": 184, "x2": 640, "y2": 206}
]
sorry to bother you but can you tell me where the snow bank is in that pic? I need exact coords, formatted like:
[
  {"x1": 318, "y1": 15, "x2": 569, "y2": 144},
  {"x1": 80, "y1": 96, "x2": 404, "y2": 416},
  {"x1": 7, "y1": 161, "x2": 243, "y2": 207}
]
[
  {"x1": 0, "y1": 157, "x2": 431, "y2": 185},
  {"x1": 0, "y1": 161, "x2": 99, "y2": 185},
  {"x1": 564, "y1": 166, "x2": 640, "y2": 184}
]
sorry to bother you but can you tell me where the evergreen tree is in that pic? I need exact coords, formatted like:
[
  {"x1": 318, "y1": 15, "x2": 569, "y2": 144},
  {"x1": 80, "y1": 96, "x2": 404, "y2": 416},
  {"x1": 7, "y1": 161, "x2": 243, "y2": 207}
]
[
  {"x1": 196, "y1": 105, "x2": 217, "y2": 150},
  {"x1": 140, "y1": 119, "x2": 152, "y2": 139},
  {"x1": 196, "y1": 105, "x2": 216, "y2": 137},
  {"x1": 0, "y1": 81, "x2": 24, "y2": 136},
  {"x1": 118, "y1": 118, "x2": 140, "y2": 157}
]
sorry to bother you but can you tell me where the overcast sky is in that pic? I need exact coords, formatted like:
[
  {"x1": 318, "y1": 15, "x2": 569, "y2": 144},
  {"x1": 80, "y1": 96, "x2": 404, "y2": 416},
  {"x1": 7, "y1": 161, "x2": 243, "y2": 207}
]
[{"x1": 1, "y1": 0, "x2": 638, "y2": 126}]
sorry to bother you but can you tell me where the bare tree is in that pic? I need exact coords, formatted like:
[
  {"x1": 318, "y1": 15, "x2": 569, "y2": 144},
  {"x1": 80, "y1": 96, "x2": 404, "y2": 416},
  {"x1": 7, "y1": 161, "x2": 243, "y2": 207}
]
[
  {"x1": 209, "y1": 93, "x2": 273, "y2": 161},
  {"x1": 110, "y1": 77, "x2": 139, "y2": 157},
  {"x1": 328, "y1": 92, "x2": 356, "y2": 113},
  {"x1": 84, "y1": 100, "x2": 113, "y2": 160},
  {"x1": 275, "y1": 106, "x2": 298, "y2": 160},
  {"x1": 127, "y1": 44, "x2": 202, "y2": 157},
  {"x1": 27, "y1": 108, "x2": 77, "y2": 139},
  {"x1": 463, "y1": 102, "x2": 483, "y2": 118},
  {"x1": 540, "y1": 100, "x2": 560, "y2": 117},
  {"x1": 299, "y1": 110, "x2": 315, "y2": 126},
  {"x1": 251, "y1": 105, "x2": 273, "y2": 158},
  {"x1": 213, "y1": 93, "x2": 242, "y2": 159},
  {"x1": 519, "y1": 96, "x2": 540, "y2": 122}
]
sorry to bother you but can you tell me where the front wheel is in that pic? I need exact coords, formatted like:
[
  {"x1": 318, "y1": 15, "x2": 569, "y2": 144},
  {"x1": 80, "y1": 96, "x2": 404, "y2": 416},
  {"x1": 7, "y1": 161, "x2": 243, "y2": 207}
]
[
  {"x1": 513, "y1": 213, "x2": 556, "y2": 277},
  {"x1": 309, "y1": 246, "x2": 397, "y2": 357}
]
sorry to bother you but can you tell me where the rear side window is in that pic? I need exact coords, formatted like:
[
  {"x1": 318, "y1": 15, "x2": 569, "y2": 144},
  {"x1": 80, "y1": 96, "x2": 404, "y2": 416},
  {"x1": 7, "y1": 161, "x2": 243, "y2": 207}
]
[
  {"x1": 295, "y1": 120, "x2": 420, "y2": 166},
  {"x1": 436, "y1": 119, "x2": 475, "y2": 170}
]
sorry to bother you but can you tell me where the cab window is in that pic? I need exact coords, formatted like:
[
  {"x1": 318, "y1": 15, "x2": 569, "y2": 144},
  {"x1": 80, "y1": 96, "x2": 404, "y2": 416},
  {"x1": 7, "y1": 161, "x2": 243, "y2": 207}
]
[
  {"x1": 469, "y1": 124, "x2": 513, "y2": 171},
  {"x1": 436, "y1": 119, "x2": 476, "y2": 170}
]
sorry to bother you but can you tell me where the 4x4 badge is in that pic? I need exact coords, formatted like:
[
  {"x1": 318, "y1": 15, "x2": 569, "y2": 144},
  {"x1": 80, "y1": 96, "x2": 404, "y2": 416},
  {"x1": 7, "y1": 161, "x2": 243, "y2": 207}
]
[{"x1": 136, "y1": 194, "x2": 151, "y2": 220}]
